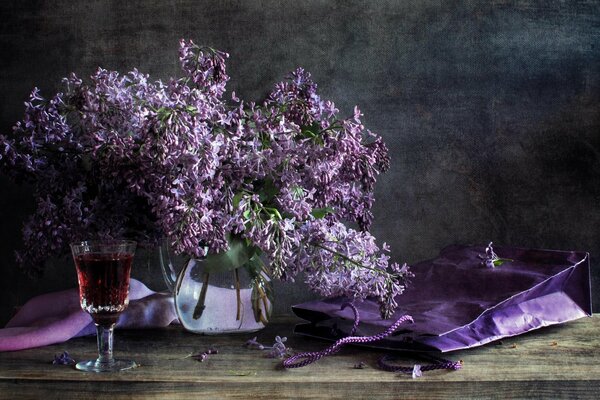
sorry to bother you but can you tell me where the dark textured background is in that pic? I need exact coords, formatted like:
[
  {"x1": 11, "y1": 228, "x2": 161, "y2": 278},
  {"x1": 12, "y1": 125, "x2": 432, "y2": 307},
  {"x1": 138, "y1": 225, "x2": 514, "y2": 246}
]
[{"x1": 1, "y1": 0, "x2": 599, "y2": 325}]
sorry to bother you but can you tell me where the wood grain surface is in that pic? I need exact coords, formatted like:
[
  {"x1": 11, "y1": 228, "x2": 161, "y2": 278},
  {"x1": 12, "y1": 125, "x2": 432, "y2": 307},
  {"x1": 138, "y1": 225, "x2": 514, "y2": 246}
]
[{"x1": 0, "y1": 315, "x2": 598, "y2": 399}]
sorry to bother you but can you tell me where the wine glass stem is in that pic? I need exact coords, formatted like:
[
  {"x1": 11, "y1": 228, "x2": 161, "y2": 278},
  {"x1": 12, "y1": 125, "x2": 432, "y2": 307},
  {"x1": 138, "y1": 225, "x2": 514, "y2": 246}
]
[{"x1": 96, "y1": 323, "x2": 115, "y2": 364}]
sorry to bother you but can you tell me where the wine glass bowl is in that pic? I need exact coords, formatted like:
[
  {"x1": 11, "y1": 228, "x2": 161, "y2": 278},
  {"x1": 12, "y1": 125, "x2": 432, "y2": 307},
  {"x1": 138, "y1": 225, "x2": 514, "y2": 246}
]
[{"x1": 70, "y1": 240, "x2": 137, "y2": 372}]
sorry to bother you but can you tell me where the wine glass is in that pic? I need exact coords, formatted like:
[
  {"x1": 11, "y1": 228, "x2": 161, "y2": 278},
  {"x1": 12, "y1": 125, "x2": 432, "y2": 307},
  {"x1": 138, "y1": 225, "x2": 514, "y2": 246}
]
[{"x1": 70, "y1": 240, "x2": 137, "y2": 372}]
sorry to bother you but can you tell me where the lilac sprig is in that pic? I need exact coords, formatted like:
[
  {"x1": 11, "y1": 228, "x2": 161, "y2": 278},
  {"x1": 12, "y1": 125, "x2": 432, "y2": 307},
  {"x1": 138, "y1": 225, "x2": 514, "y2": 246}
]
[
  {"x1": 266, "y1": 336, "x2": 291, "y2": 359},
  {"x1": 243, "y1": 336, "x2": 293, "y2": 359},
  {"x1": 478, "y1": 242, "x2": 513, "y2": 268}
]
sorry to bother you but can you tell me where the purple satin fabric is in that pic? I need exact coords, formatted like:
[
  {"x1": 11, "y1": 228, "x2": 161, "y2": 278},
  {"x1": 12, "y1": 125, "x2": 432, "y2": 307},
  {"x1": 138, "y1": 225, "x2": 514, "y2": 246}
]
[
  {"x1": 292, "y1": 244, "x2": 592, "y2": 352},
  {"x1": 0, "y1": 279, "x2": 178, "y2": 352}
]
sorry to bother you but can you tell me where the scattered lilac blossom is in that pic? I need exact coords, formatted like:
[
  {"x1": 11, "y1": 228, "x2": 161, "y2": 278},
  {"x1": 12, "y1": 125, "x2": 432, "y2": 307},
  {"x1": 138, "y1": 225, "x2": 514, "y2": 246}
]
[
  {"x1": 266, "y1": 336, "x2": 290, "y2": 359},
  {"x1": 243, "y1": 336, "x2": 265, "y2": 350},
  {"x1": 0, "y1": 39, "x2": 410, "y2": 318},
  {"x1": 353, "y1": 361, "x2": 367, "y2": 369},
  {"x1": 190, "y1": 348, "x2": 219, "y2": 362},
  {"x1": 377, "y1": 354, "x2": 463, "y2": 376},
  {"x1": 243, "y1": 335, "x2": 292, "y2": 359},
  {"x1": 52, "y1": 351, "x2": 76, "y2": 365},
  {"x1": 412, "y1": 364, "x2": 422, "y2": 379}
]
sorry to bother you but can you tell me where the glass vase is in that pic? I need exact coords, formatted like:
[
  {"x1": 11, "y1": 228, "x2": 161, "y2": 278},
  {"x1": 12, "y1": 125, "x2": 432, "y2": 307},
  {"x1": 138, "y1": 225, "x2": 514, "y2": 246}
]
[
  {"x1": 158, "y1": 239, "x2": 183, "y2": 293},
  {"x1": 173, "y1": 258, "x2": 273, "y2": 334}
]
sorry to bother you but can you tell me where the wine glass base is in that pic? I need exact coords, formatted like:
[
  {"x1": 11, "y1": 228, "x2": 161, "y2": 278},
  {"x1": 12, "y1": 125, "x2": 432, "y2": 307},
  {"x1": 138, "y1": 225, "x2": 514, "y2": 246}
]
[{"x1": 75, "y1": 359, "x2": 137, "y2": 372}]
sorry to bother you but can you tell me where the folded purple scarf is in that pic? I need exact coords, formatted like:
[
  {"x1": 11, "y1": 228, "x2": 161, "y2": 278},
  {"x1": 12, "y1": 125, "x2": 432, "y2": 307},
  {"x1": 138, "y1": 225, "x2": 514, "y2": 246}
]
[{"x1": 0, "y1": 279, "x2": 178, "y2": 352}]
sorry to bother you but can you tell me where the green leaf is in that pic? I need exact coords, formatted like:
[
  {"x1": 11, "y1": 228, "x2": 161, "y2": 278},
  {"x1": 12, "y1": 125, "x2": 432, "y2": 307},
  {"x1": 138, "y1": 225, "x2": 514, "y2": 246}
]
[
  {"x1": 246, "y1": 254, "x2": 264, "y2": 279},
  {"x1": 232, "y1": 192, "x2": 244, "y2": 209},
  {"x1": 200, "y1": 236, "x2": 254, "y2": 274},
  {"x1": 264, "y1": 207, "x2": 282, "y2": 221},
  {"x1": 291, "y1": 185, "x2": 305, "y2": 200},
  {"x1": 301, "y1": 122, "x2": 321, "y2": 137},
  {"x1": 258, "y1": 179, "x2": 278, "y2": 202},
  {"x1": 259, "y1": 131, "x2": 270, "y2": 148},
  {"x1": 157, "y1": 107, "x2": 173, "y2": 122},
  {"x1": 493, "y1": 258, "x2": 513, "y2": 267},
  {"x1": 80, "y1": 154, "x2": 93, "y2": 172},
  {"x1": 300, "y1": 122, "x2": 325, "y2": 145},
  {"x1": 311, "y1": 207, "x2": 334, "y2": 219}
]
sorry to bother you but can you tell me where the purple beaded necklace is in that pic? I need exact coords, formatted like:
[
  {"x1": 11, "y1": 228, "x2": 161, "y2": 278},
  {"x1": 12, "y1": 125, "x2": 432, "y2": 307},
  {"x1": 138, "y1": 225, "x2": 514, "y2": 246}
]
[{"x1": 283, "y1": 302, "x2": 463, "y2": 377}]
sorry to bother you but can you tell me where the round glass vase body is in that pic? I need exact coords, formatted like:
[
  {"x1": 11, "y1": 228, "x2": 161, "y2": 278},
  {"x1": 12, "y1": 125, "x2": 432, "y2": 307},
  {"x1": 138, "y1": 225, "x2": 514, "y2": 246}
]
[{"x1": 173, "y1": 257, "x2": 273, "y2": 334}]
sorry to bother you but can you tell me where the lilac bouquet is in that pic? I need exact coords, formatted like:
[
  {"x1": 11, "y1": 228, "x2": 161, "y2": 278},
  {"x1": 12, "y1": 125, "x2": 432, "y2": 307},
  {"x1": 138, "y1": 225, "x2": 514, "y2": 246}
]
[{"x1": 0, "y1": 40, "x2": 410, "y2": 318}]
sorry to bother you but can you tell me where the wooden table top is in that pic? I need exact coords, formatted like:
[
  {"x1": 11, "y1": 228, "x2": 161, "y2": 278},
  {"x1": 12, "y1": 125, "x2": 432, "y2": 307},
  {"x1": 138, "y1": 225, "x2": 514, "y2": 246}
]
[{"x1": 0, "y1": 315, "x2": 598, "y2": 399}]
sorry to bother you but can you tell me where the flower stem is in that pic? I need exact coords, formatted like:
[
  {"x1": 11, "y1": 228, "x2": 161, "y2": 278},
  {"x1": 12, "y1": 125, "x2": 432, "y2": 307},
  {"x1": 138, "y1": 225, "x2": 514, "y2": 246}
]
[
  {"x1": 312, "y1": 242, "x2": 392, "y2": 276},
  {"x1": 257, "y1": 284, "x2": 270, "y2": 324},
  {"x1": 252, "y1": 292, "x2": 262, "y2": 323},
  {"x1": 234, "y1": 268, "x2": 242, "y2": 321},
  {"x1": 193, "y1": 272, "x2": 210, "y2": 320}
]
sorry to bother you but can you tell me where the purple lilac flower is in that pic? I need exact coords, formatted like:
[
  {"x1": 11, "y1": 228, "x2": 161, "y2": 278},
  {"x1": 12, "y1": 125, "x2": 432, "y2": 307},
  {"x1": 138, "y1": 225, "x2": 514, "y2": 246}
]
[
  {"x1": 52, "y1": 351, "x2": 76, "y2": 365},
  {"x1": 243, "y1": 337, "x2": 265, "y2": 350},
  {"x1": 190, "y1": 348, "x2": 219, "y2": 362},
  {"x1": 412, "y1": 364, "x2": 422, "y2": 379},
  {"x1": 266, "y1": 336, "x2": 290, "y2": 359},
  {"x1": 478, "y1": 242, "x2": 513, "y2": 268},
  {"x1": 243, "y1": 335, "x2": 291, "y2": 359},
  {"x1": 0, "y1": 39, "x2": 410, "y2": 318}
]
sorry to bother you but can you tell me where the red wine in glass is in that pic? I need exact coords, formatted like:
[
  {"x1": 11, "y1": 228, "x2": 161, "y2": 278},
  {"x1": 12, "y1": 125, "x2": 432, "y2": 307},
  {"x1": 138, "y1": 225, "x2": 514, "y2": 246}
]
[
  {"x1": 70, "y1": 240, "x2": 137, "y2": 373},
  {"x1": 74, "y1": 253, "x2": 133, "y2": 326}
]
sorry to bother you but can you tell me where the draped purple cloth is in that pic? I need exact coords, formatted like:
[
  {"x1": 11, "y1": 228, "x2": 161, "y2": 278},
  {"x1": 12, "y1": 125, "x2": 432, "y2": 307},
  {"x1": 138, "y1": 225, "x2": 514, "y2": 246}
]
[
  {"x1": 293, "y1": 245, "x2": 592, "y2": 352},
  {"x1": 0, "y1": 279, "x2": 178, "y2": 352}
]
